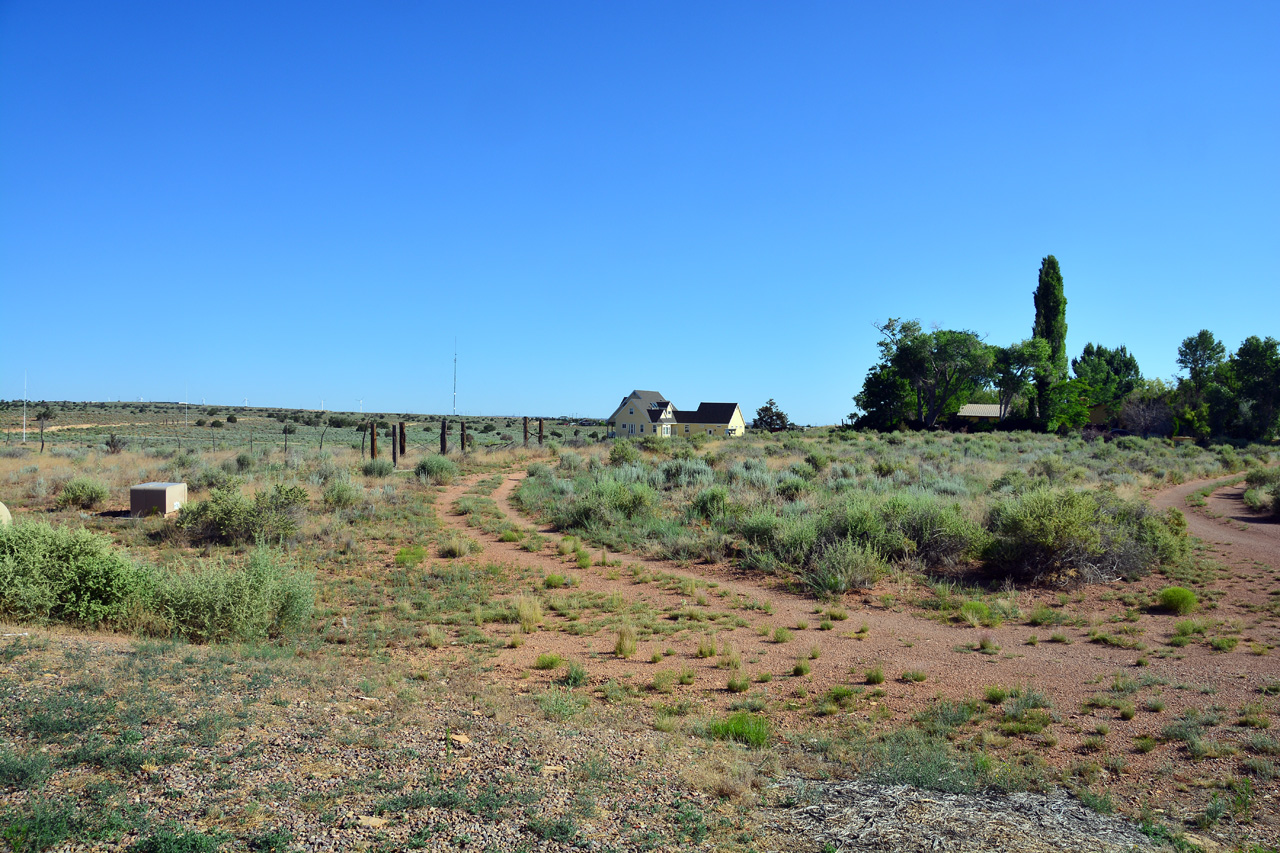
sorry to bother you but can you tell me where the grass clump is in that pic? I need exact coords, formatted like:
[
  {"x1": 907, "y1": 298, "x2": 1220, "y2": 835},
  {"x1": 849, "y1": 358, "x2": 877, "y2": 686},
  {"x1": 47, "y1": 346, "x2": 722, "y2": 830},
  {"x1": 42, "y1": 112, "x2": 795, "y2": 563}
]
[
  {"x1": 534, "y1": 653, "x2": 563, "y2": 670},
  {"x1": 804, "y1": 539, "x2": 887, "y2": 595},
  {"x1": 55, "y1": 477, "x2": 109, "y2": 510},
  {"x1": 361, "y1": 458, "x2": 394, "y2": 478},
  {"x1": 1156, "y1": 586, "x2": 1198, "y2": 615},
  {"x1": 866, "y1": 666, "x2": 885, "y2": 685},
  {"x1": 614, "y1": 625, "x2": 638, "y2": 659},
  {"x1": 706, "y1": 712, "x2": 771, "y2": 748},
  {"x1": 322, "y1": 481, "x2": 361, "y2": 509},
  {"x1": 177, "y1": 485, "x2": 308, "y2": 545},
  {"x1": 415, "y1": 455, "x2": 459, "y2": 485}
]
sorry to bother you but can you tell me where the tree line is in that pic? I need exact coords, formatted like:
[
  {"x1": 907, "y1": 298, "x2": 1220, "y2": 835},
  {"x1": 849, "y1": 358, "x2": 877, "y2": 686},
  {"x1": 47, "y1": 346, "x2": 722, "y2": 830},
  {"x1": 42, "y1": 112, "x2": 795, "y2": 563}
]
[{"x1": 852, "y1": 256, "x2": 1280, "y2": 441}]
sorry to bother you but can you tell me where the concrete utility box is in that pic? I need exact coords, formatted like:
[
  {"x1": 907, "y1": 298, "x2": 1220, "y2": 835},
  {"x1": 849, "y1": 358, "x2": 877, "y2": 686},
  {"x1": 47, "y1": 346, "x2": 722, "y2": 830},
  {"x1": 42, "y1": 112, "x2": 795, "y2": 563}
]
[{"x1": 130, "y1": 482, "x2": 187, "y2": 518}]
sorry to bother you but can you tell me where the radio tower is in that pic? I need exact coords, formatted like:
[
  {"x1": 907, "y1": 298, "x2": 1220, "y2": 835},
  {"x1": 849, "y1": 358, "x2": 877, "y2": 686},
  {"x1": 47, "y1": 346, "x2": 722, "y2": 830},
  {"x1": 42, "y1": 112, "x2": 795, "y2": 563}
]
[{"x1": 452, "y1": 339, "x2": 457, "y2": 416}]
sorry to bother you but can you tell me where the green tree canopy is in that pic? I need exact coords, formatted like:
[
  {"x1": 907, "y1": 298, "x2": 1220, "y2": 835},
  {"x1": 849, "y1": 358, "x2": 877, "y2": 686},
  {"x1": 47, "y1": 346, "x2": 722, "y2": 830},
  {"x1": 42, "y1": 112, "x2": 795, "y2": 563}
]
[
  {"x1": 754, "y1": 399, "x2": 791, "y2": 432},
  {"x1": 992, "y1": 338, "x2": 1050, "y2": 420},
  {"x1": 1071, "y1": 343, "x2": 1142, "y2": 406},
  {"x1": 885, "y1": 322, "x2": 993, "y2": 428},
  {"x1": 1232, "y1": 335, "x2": 1280, "y2": 440},
  {"x1": 1176, "y1": 330, "x2": 1226, "y2": 390}
]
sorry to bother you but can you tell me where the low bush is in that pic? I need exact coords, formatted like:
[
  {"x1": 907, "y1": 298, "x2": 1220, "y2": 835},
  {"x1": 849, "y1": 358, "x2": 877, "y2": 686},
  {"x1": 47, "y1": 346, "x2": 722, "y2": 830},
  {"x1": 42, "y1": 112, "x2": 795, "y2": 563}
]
[
  {"x1": 803, "y1": 539, "x2": 886, "y2": 595},
  {"x1": 1157, "y1": 586, "x2": 1198, "y2": 615},
  {"x1": 55, "y1": 478, "x2": 109, "y2": 510},
  {"x1": 415, "y1": 456, "x2": 458, "y2": 486},
  {"x1": 0, "y1": 523, "x2": 313, "y2": 643},
  {"x1": 177, "y1": 485, "x2": 308, "y2": 545},
  {"x1": 151, "y1": 547, "x2": 314, "y2": 643},
  {"x1": 985, "y1": 488, "x2": 1186, "y2": 586},
  {"x1": 0, "y1": 522, "x2": 151, "y2": 627}
]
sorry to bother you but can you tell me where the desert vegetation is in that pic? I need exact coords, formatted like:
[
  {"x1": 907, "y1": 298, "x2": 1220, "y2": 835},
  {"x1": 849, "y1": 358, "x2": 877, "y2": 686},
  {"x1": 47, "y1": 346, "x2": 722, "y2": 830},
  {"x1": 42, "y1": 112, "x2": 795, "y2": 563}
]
[{"x1": 0, "y1": 405, "x2": 1278, "y2": 851}]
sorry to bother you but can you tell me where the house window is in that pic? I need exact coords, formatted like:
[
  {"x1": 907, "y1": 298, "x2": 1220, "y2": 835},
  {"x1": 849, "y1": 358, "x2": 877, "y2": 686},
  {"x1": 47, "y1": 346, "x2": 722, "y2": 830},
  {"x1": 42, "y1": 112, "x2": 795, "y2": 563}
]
[
  {"x1": 628, "y1": 423, "x2": 635, "y2": 435},
  {"x1": 685, "y1": 425, "x2": 689, "y2": 433},
  {"x1": 662, "y1": 425, "x2": 670, "y2": 436},
  {"x1": 639, "y1": 425, "x2": 644, "y2": 433},
  {"x1": 629, "y1": 408, "x2": 634, "y2": 415}
]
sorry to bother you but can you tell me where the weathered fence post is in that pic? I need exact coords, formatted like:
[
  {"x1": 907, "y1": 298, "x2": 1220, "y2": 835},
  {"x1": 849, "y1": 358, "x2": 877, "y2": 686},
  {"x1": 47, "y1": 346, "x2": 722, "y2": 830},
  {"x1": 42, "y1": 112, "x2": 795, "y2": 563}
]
[
  {"x1": 391, "y1": 424, "x2": 399, "y2": 468},
  {"x1": 370, "y1": 421, "x2": 378, "y2": 459},
  {"x1": 523, "y1": 417, "x2": 529, "y2": 447},
  {"x1": 399, "y1": 422, "x2": 406, "y2": 457},
  {"x1": 538, "y1": 418, "x2": 544, "y2": 446},
  {"x1": 440, "y1": 418, "x2": 448, "y2": 454}
]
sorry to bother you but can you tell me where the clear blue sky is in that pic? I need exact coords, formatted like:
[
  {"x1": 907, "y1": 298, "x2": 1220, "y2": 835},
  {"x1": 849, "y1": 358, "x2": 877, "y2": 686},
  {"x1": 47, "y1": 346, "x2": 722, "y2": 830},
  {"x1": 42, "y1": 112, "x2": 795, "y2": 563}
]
[{"x1": 3, "y1": 2, "x2": 1276, "y2": 424}]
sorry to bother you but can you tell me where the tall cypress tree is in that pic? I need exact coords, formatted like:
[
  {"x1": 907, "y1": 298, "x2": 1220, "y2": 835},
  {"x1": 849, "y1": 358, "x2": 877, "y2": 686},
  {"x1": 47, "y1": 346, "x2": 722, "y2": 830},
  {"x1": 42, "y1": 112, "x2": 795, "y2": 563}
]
[{"x1": 1031, "y1": 254, "x2": 1067, "y2": 420}]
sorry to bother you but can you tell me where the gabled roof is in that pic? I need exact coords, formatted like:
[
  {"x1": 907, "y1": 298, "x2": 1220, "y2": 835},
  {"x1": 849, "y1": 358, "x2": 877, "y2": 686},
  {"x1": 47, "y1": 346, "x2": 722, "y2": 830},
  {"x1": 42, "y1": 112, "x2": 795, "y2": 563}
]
[
  {"x1": 608, "y1": 390, "x2": 669, "y2": 422},
  {"x1": 673, "y1": 403, "x2": 740, "y2": 424},
  {"x1": 956, "y1": 403, "x2": 1002, "y2": 419}
]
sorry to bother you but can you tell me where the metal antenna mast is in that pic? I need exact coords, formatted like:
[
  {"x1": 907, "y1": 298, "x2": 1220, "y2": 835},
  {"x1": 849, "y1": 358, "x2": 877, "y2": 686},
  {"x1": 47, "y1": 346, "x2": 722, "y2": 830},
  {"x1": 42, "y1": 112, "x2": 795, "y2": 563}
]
[
  {"x1": 22, "y1": 371, "x2": 27, "y2": 443},
  {"x1": 453, "y1": 339, "x2": 457, "y2": 416}
]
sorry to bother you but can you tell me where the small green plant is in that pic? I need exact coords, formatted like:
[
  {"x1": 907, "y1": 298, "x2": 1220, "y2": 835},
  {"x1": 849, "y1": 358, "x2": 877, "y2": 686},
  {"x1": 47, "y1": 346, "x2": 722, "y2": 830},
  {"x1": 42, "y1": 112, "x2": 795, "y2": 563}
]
[
  {"x1": 866, "y1": 666, "x2": 885, "y2": 685},
  {"x1": 55, "y1": 477, "x2": 109, "y2": 509},
  {"x1": 322, "y1": 481, "x2": 361, "y2": 509},
  {"x1": 901, "y1": 670, "x2": 927, "y2": 683},
  {"x1": 706, "y1": 712, "x2": 771, "y2": 748},
  {"x1": 1157, "y1": 586, "x2": 1198, "y2": 615},
  {"x1": 543, "y1": 574, "x2": 567, "y2": 590},
  {"x1": 394, "y1": 545, "x2": 427, "y2": 567},
  {"x1": 792, "y1": 659, "x2": 811, "y2": 677},
  {"x1": 534, "y1": 653, "x2": 563, "y2": 670},
  {"x1": 984, "y1": 686, "x2": 1008, "y2": 705},
  {"x1": 772, "y1": 627, "x2": 792, "y2": 644},
  {"x1": 696, "y1": 634, "x2": 716, "y2": 658},
  {"x1": 558, "y1": 662, "x2": 588, "y2": 687},
  {"x1": 727, "y1": 674, "x2": 750, "y2": 693}
]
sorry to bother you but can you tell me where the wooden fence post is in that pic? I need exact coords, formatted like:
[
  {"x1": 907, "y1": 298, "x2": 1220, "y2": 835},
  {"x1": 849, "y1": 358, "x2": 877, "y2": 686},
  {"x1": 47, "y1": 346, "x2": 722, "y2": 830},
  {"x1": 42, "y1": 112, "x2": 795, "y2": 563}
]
[
  {"x1": 523, "y1": 417, "x2": 529, "y2": 447},
  {"x1": 370, "y1": 421, "x2": 378, "y2": 459},
  {"x1": 391, "y1": 424, "x2": 398, "y2": 468},
  {"x1": 399, "y1": 422, "x2": 406, "y2": 456},
  {"x1": 440, "y1": 418, "x2": 447, "y2": 455},
  {"x1": 538, "y1": 418, "x2": 544, "y2": 446}
]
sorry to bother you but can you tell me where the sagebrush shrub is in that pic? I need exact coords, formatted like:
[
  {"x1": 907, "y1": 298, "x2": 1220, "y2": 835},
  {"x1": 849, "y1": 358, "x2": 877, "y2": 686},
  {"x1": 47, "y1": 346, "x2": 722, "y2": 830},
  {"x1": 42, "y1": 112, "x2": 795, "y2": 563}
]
[
  {"x1": 804, "y1": 539, "x2": 886, "y2": 595},
  {"x1": 55, "y1": 477, "x2": 109, "y2": 510}
]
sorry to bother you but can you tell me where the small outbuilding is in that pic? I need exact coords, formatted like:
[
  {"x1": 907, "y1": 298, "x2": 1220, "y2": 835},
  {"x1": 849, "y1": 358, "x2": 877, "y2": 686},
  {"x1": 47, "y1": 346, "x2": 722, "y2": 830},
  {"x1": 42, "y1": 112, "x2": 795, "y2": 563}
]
[{"x1": 130, "y1": 482, "x2": 187, "y2": 518}]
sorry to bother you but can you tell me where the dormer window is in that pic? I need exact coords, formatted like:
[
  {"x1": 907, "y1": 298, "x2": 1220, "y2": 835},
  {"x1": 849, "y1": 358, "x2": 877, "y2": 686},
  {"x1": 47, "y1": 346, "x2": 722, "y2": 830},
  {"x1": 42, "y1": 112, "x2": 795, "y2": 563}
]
[{"x1": 629, "y1": 408, "x2": 634, "y2": 415}]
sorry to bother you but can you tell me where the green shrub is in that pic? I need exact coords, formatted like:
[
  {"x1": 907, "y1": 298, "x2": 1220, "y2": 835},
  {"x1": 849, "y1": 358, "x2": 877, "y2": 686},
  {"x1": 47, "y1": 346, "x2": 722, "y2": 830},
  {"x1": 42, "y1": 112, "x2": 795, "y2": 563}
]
[
  {"x1": 609, "y1": 441, "x2": 641, "y2": 466},
  {"x1": 362, "y1": 458, "x2": 394, "y2": 478},
  {"x1": 177, "y1": 485, "x2": 308, "y2": 545},
  {"x1": 986, "y1": 488, "x2": 1186, "y2": 585},
  {"x1": 151, "y1": 547, "x2": 314, "y2": 643},
  {"x1": 803, "y1": 539, "x2": 886, "y2": 594},
  {"x1": 415, "y1": 456, "x2": 458, "y2": 486},
  {"x1": 1157, "y1": 586, "x2": 1198, "y2": 615},
  {"x1": 55, "y1": 478, "x2": 109, "y2": 510},
  {"x1": 0, "y1": 522, "x2": 152, "y2": 627},
  {"x1": 322, "y1": 481, "x2": 361, "y2": 509}
]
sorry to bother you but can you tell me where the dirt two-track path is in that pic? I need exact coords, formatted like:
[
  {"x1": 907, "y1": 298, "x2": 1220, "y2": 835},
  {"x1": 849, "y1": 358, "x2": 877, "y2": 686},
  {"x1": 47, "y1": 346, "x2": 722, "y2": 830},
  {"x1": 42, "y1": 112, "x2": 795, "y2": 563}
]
[
  {"x1": 1150, "y1": 476, "x2": 1280, "y2": 575},
  {"x1": 429, "y1": 469, "x2": 1280, "y2": 838}
]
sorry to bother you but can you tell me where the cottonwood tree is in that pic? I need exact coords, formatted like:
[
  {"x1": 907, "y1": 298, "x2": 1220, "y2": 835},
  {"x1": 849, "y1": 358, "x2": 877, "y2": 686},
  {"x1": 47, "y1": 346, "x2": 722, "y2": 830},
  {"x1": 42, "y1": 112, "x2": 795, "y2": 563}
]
[
  {"x1": 1233, "y1": 335, "x2": 1280, "y2": 440},
  {"x1": 992, "y1": 338, "x2": 1050, "y2": 420},
  {"x1": 1031, "y1": 255, "x2": 1068, "y2": 420},
  {"x1": 1176, "y1": 330, "x2": 1226, "y2": 391},
  {"x1": 882, "y1": 321, "x2": 993, "y2": 428},
  {"x1": 754, "y1": 399, "x2": 791, "y2": 432}
]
